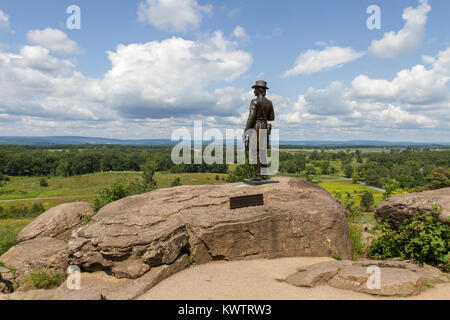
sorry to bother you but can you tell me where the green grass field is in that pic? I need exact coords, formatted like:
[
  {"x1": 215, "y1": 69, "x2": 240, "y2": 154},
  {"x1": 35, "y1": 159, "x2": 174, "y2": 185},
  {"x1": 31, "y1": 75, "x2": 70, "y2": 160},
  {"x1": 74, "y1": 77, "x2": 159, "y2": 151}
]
[
  {"x1": 0, "y1": 172, "x2": 142, "y2": 201},
  {"x1": 318, "y1": 180, "x2": 384, "y2": 207},
  {"x1": 154, "y1": 172, "x2": 228, "y2": 189}
]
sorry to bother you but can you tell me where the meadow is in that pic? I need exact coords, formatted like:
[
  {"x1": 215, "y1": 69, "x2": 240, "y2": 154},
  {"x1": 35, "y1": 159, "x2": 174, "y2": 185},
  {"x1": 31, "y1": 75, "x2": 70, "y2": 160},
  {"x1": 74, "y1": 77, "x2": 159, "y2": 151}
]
[{"x1": 318, "y1": 180, "x2": 384, "y2": 207}]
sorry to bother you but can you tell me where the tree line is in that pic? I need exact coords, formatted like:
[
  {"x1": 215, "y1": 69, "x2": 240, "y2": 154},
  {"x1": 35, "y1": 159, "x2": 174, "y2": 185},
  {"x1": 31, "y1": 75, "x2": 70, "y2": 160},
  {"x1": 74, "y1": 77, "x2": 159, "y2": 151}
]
[
  {"x1": 0, "y1": 145, "x2": 227, "y2": 177},
  {"x1": 279, "y1": 149, "x2": 450, "y2": 190}
]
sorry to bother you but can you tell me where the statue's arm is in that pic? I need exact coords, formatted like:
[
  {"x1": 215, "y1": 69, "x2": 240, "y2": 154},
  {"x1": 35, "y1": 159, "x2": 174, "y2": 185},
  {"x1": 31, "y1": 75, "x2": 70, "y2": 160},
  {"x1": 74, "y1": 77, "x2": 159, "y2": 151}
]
[
  {"x1": 268, "y1": 104, "x2": 275, "y2": 121},
  {"x1": 244, "y1": 100, "x2": 257, "y2": 132}
]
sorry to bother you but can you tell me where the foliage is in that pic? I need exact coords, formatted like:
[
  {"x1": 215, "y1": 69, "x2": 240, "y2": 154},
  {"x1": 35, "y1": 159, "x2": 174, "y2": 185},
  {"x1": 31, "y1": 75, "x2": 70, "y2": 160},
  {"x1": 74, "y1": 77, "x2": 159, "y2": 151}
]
[
  {"x1": 351, "y1": 172, "x2": 360, "y2": 184},
  {"x1": 92, "y1": 180, "x2": 130, "y2": 212},
  {"x1": 226, "y1": 164, "x2": 253, "y2": 182},
  {"x1": 333, "y1": 191, "x2": 359, "y2": 215},
  {"x1": 21, "y1": 268, "x2": 67, "y2": 289},
  {"x1": 31, "y1": 203, "x2": 45, "y2": 215},
  {"x1": 368, "y1": 205, "x2": 450, "y2": 271},
  {"x1": 332, "y1": 253, "x2": 342, "y2": 260},
  {"x1": 141, "y1": 161, "x2": 157, "y2": 191},
  {"x1": 0, "y1": 219, "x2": 31, "y2": 256},
  {"x1": 348, "y1": 223, "x2": 364, "y2": 261},
  {"x1": 39, "y1": 178, "x2": 49, "y2": 187},
  {"x1": 92, "y1": 163, "x2": 160, "y2": 212},
  {"x1": 383, "y1": 179, "x2": 402, "y2": 200},
  {"x1": 171, "y1": 177, "x2": 182, "y2": 187},
  {"x1": 360, "y1": 191, "x2": 374, "y2": 211},
  {"x1": 186, "y1": 254, "x2": 195, "y2": 267},
  {"x1": 426, "y1": 167, "x2": 450, "y2": 190},
  {"x1": 344, "y1": 164, "x2": 353, "y2": 178},
  {"x1": 77, "y1": 213, "x2": 92, "y2": 225}
]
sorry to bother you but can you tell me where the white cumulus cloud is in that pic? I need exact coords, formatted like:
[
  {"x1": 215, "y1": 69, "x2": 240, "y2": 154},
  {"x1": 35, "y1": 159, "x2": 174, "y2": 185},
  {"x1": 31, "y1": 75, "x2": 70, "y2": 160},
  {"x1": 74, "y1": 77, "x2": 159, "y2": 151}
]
[
  {"x1": 368, "y1": 0, "x2": 431, "y2": 58},
  {"x1": 137, "y1": 0, "x2": 212, "y2": 33},
  {"x1": 103, "y1": 31, "x2": 252, "y2": 118},
  {"x1": 350, "y1": 47, "x2": 450, "y2": 105},
  {"x1": 283, "y1": 46, "x2": 365, "y2": 77},
  {"x1": 26, "y1": 28, "x2": 82, "y2": 55}
]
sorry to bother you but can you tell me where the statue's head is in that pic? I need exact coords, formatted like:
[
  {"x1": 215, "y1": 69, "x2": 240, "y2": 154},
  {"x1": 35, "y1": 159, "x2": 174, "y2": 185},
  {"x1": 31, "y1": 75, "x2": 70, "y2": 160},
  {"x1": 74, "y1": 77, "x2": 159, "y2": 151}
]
[{"x1": 252, "y1": 80, "x2": 269, "y2": 97}]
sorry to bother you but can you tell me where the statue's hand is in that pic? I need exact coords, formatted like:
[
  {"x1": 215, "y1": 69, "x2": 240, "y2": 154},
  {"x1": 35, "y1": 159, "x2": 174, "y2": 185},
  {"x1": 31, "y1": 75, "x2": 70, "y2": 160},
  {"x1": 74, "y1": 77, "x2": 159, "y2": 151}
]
[{"x1": 242, "y1": 133, "x2": 247, "y2": 143}]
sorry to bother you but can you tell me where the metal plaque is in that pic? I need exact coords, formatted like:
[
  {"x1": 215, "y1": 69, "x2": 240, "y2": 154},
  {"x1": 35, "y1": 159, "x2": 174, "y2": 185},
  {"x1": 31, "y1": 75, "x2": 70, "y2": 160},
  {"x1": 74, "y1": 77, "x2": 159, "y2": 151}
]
[{"x1": 230, "y1": 194, "x2": 264, "y2": 210}]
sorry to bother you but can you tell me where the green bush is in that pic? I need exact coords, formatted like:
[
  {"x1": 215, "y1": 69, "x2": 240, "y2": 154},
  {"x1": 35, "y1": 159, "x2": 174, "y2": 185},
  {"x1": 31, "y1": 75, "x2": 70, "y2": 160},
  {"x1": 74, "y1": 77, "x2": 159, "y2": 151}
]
[
  {"x1": 382, "y1": 179, "x2": 401, "y2": 200},
  {"x1": 171, "y1": 177, "x2": 182, "y2": 187},
  {"x1": 92, "y1": 181, "x2": 129, "y2": 212},
  {"x1": 31, "y1": 203, "x2": 45, "y2": 215},
  {"x1": 333, "y1": 191, "x2": 359, "y2": 215},
  {"x1": 92, "y1": 176, "x2": 157, "y2": 212},
  {"x1": 0, "y1": 224, "x2": 19, "y2": 256},
  {"x1": 39, "y1": 178, "x2": 49, "y2": 187},
  {"x1": 226, "y1": 164, "x2": 253, "y2": 182},
  {"x1": 21, "y1": 268, "x2": 67, "y2": 289},
  {"x1": 360, "y1": 191, "x2": 374, "y2": 211},
  {"x1": 368, "y1": 205, "x2": 450, "y2": 271},
  {"x1": 348, "y1": 223, "x2": 364, "y2": 261}
]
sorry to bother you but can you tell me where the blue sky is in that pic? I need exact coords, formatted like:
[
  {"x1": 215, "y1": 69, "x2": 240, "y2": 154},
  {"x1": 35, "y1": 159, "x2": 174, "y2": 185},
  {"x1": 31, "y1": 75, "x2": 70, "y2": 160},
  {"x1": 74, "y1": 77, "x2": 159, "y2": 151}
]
[{"x1": 0, "y1": 0, "x2": 449, "y2": 141}]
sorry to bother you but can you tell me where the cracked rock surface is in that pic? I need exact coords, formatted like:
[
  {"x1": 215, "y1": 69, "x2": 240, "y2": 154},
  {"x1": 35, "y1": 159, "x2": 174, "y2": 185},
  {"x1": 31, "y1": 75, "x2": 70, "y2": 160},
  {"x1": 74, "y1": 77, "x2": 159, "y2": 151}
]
[
  {"x1": 68, "y1": 177, "x2": 353, "y2": 279},
  {"x1": 285, "y1": 260, "x2": 448, "y2": 296}
]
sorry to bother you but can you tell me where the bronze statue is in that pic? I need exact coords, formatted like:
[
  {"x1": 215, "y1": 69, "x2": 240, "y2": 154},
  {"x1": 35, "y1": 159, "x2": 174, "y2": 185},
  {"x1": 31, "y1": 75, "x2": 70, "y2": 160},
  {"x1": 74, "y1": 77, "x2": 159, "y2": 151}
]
[{"x1": 243, "y1": 80, "x2": 275, "y2": 183}]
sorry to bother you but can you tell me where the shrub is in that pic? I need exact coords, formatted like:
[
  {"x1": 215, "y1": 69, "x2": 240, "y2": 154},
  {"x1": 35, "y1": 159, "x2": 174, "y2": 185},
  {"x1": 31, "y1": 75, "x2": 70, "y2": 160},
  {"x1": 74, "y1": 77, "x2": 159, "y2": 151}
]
[
  {"x1": 348, "y1": 223, "x2": 364, "y2": 261},
  {"x1": 360, "y1": 191, "x2": 374, "y2": 211},
  {"x1": 39, "y1": 178, "x2": 49, "y2": 187},
  {"x1": 171, "y1": 177, "x2": 182, "y2": 187},
  {"x1": 77, "y1": 213, "x2": 92, "y2": 225},
  {"x1": 332, "y1": 253, "x2": 342, "y2": 260},
  {"x1": 92, "y1": 177, "x2": 157, "y2": 212},
  {"x1": 92, "y1": 181, "x2": 129, "y2": 212},
  {"x1": 382, "y1": 179, "x2": 401, "y2": 200},
  {"x1": 351, "y1": 172, "x2": 360, "y2": 184},
  {"x1": 368, "y1": 205, "x2": 450, "y2": 271},
  {"x1": 215, "y1": 175, "x2": 220, "y2": 181},
  {"x1": 21, "y1": 268, "x2": 67, "y2": 289},
  {"x1": 333, "y1": 191, "x2": 359, "y2": 215},
  {"x1": 344, "y1": 164, "x2": 353, "y2": 178},
  {"x1": 31, "y1": 203, "x2": 45, "y2": 215},
  {"x1": 0, "y1": 224, "x2": 19, "y2": 256},
  {"x1": 227, "y1": 164, "x2": 253, "y2": 182}
]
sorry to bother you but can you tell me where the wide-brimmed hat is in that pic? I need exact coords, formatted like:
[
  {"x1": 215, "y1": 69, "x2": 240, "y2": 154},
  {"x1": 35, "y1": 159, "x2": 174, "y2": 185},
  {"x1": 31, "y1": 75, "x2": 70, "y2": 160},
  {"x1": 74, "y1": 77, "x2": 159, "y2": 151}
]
[{"x1": 252, "y1": 80, "x2": 269, "y2": 89}]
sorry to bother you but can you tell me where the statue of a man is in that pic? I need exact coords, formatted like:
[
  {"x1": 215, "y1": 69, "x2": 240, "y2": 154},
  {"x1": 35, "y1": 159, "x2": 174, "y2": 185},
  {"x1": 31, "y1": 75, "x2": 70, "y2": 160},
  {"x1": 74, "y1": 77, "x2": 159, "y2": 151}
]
[{"x1": 243, "y1": 80, "x2": 275, "y2": 182}]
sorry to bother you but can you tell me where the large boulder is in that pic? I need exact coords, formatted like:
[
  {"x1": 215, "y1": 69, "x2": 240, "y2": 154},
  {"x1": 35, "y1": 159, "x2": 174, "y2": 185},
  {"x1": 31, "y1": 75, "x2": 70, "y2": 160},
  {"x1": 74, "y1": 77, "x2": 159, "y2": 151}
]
[
  {"x1": 0, "y1": 237, "x2": 68, "y2": 281},
  {"x1": 18, "y1": 202, "x2": 95, "y2": 242},
  {"x1": 69, "y1": 177, "x2": 353, "y2": 280},
  {"x1": 375, "y1": 188, "x2": 450, "y2": 228}
]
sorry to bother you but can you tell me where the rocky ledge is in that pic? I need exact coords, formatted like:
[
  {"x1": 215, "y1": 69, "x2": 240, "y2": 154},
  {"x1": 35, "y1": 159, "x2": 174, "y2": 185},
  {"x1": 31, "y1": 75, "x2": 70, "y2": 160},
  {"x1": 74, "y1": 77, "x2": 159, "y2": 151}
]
[{"x1": 285, "y1": 260, "x2": 449, "y2": 296}]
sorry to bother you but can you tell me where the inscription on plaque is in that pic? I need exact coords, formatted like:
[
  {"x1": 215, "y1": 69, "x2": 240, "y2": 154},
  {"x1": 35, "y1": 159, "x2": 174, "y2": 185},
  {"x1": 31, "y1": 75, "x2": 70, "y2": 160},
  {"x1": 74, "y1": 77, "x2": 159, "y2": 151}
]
[{"x1": 230, "y1": 194, "x2": 264, "y2": 210}]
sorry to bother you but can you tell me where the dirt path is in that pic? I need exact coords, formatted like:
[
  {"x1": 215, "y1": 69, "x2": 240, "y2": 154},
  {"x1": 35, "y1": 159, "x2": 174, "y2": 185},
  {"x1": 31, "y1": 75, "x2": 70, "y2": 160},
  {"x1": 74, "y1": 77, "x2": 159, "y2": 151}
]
[{"x1": 138, "y1": 257, "x2": 449, "y2": 300}]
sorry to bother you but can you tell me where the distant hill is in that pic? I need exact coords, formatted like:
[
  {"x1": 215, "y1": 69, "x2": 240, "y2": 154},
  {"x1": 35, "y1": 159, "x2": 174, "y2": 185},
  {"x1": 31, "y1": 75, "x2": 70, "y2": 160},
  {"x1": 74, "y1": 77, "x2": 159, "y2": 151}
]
[{"x1": 0, "y1": 136, "x2": 448, "y2": 147}]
